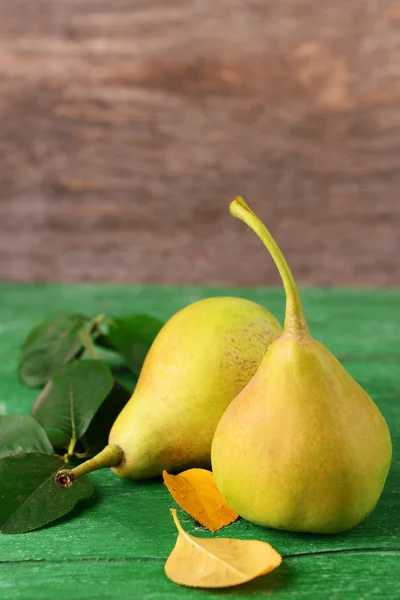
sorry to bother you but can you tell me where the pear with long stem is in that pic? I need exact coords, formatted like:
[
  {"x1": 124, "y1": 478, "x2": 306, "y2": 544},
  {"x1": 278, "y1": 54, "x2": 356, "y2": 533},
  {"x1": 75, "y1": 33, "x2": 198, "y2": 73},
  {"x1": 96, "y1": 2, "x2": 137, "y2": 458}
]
[{"x1": 211, "y1": 197, "x2": 392, "y2": 534}]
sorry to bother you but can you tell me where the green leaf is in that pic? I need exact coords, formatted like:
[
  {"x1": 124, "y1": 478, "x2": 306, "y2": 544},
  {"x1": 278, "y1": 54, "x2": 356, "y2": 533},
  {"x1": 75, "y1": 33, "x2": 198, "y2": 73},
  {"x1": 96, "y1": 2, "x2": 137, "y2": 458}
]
[
  {"x1": 44, "y1": 428, "x2": 71, "y2": 450},
  {"x1": 0, "y1": 415, "x2": 53, "y2": 456},
  {"x1": 31, "y1": 360, "x2": 114, "y2": 447},
  {"x1": 19, "y1": 314, "x2": 89, "y2": 387},
  {"x1": 0, "y1": 453, "x2": 94, "y2": 533},
  {"x1": 81, "y1": 381, "x2": 131, "y2": 455},
  {"x1": 96, "y1": 314, "x2": 164, "y2": 376}
]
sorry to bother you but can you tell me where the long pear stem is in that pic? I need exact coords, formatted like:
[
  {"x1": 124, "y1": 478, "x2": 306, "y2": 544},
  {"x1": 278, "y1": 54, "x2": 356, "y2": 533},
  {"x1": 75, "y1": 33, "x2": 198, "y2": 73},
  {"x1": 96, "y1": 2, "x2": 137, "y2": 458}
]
[
  {"x1": 55, "y1": 444, "x2": 124, "y2": 488},
  {"x1": 230, "y1": 197, "x2": 309, "y2": 337}
]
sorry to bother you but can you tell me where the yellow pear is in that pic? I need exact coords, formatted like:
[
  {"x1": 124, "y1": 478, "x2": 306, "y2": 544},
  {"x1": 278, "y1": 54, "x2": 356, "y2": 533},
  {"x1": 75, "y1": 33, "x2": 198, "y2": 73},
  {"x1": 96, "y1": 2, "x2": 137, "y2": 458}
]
[
  {"x1": 56, "y1": 296, "x2": 282, "y2": 487},
  {"x1": 211, "y1": 197, "x2": 392, "y2": 534}
]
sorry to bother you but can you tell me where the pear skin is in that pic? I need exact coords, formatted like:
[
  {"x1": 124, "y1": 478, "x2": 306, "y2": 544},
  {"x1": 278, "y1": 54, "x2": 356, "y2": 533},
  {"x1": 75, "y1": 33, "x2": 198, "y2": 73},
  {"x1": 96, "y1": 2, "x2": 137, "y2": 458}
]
[
  {"x1": 56, "y1": 296, "x2": 282, "y2": 486},
  {"x1": 211, "y1": 198, "x2": 392, "y2": 534}
]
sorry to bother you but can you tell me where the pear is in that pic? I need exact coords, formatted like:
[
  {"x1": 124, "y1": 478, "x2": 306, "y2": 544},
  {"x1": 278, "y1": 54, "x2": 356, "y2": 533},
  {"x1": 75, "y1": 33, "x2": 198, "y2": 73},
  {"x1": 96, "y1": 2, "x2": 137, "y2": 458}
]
[
  {"x1": 56, "y1": 296, "x2": 282, "y2": 487},
  {"x1": 211, "y1": 197, "x2": 392, "y2": 534}
]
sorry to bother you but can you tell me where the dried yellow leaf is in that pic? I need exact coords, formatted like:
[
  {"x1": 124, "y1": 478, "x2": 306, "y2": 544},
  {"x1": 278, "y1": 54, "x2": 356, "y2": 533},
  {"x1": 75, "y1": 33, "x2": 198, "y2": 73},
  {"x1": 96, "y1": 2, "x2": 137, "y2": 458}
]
[
  {"x1": 165, "y1": 509, "x2": 282, "y2": 588},
  {"x1": 163, "y1": 468, "x2": 238, "y2": 533}
]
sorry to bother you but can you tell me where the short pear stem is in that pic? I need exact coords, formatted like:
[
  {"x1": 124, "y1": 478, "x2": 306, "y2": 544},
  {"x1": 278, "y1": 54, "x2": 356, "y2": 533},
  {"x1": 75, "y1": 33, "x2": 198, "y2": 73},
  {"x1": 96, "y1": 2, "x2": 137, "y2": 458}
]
[
  {"x1": 55, "y1": 444, "x2": 124, "y2": 488},
  {"x1": 230, "y1": 197, "x2": 309, "y2": 338}
]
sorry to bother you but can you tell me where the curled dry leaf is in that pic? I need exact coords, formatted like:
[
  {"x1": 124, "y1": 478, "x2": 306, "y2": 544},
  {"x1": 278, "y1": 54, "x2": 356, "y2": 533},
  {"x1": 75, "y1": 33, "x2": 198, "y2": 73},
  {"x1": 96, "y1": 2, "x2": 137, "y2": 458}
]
[
  {"x1": 165, "y1": 509, "x2": 282, "y2": 588},
  {"x1": 163, "y1": 468, "x2": 238, "y2": 533}
]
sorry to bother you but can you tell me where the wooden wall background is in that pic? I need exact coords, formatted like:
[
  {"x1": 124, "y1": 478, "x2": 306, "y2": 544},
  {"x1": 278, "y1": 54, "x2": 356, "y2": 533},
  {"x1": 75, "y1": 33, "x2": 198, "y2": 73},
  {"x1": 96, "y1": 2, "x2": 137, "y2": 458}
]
[{"x1": 1, "y1": 1, "x2": 399, "y2": 287}]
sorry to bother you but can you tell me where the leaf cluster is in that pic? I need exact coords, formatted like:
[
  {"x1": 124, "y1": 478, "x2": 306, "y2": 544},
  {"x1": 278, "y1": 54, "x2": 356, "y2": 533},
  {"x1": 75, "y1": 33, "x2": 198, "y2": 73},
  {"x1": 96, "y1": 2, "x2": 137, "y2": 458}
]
[{"x1": 0, "y1": 311, "x2": 164, "y2": 534}]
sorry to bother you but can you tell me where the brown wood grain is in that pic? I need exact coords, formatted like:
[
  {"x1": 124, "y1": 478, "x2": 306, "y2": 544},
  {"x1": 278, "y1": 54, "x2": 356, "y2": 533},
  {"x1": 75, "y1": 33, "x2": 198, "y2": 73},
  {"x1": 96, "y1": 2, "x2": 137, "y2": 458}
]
[{"x1": 0, "y1": 1, "x2": 399, "y2": 286}]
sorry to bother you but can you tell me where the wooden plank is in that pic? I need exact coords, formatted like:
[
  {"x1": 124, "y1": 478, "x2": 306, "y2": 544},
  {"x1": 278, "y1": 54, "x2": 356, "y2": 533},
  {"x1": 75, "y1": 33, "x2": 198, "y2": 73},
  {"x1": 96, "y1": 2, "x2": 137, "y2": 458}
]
[
  {"x1": 0, "y1": 284, "x2": 399, "y2": 416},
  {"x1": 0, "y1": 552, "x2": 398, "y2": 599},
  {"x1": 0, "y1": 284, "x2": 400, "y2": 356},
  {"x1": 0, "y1": 389, "x2": 398, "y2": 564},
  {"x1": 0, "y1": 2, "x2": 400, "y2": 286},
  {"x1": 0, "y1": 284, "x2": 398, "y2": 599}
]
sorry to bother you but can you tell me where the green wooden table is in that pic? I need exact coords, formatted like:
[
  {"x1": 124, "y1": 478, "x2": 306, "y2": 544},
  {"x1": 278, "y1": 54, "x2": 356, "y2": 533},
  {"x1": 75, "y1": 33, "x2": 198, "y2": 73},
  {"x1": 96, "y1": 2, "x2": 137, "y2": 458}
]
[{"x1": 0, "y1": 283, "x2": 399, "y2": 599}]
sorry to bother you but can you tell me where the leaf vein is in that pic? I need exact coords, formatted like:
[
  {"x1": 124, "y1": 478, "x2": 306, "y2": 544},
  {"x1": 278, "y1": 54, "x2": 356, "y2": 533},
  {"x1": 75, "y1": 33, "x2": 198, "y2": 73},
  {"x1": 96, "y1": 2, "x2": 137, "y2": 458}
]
[{"x1": 181, "y1": 529, "x2": 247, "y2": 577}]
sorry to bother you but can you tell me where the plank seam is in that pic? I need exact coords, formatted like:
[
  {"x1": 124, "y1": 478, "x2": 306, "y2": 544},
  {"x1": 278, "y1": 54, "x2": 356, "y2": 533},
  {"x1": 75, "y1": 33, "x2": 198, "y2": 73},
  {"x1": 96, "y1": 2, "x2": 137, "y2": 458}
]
[{"x1": 0, "y1": 548, "x2": 399, "y2": 566}]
